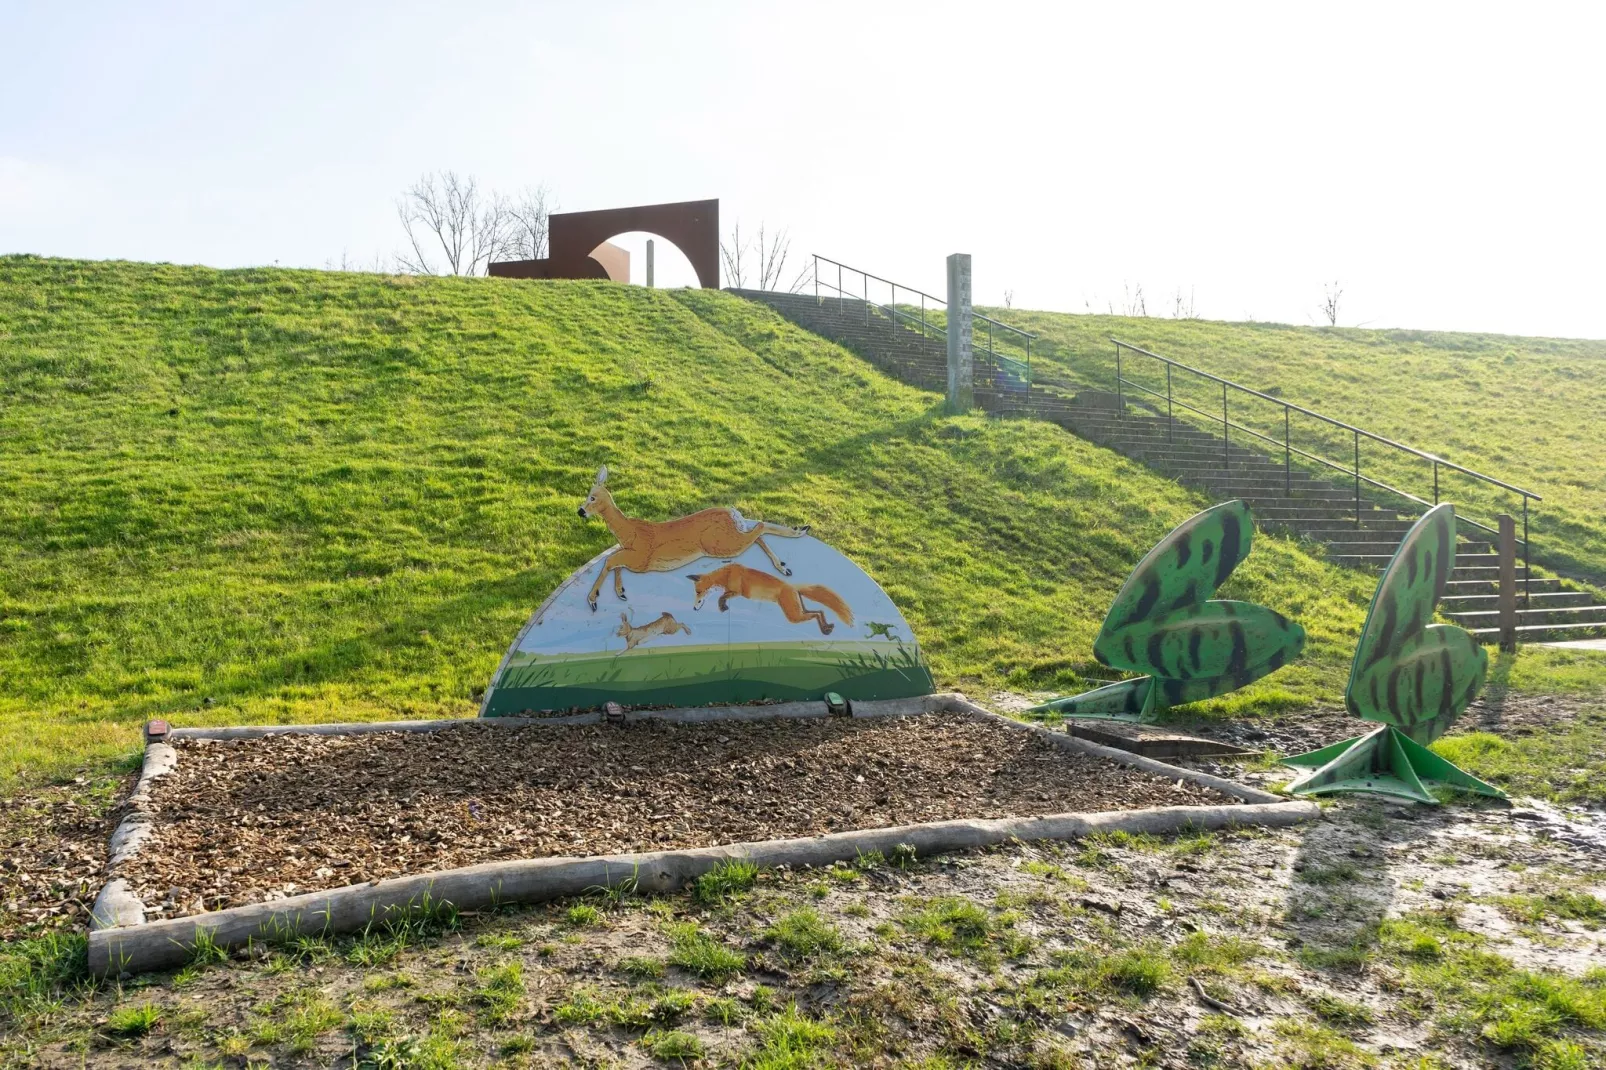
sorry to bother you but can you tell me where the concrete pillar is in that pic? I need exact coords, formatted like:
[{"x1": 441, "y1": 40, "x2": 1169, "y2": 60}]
[
  {"x1": 946, "y1": 253, "x2": 974, "y2": 412},
  {"x1": 646, "y1": 240, "x2": 655, "y2": 288}
]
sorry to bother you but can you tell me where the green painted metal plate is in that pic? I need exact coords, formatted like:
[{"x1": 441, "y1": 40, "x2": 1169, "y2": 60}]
[
  {"x1": 1095, "y1": 500, "x2": 1254, "y2": 652},
  {"x1": 1346, "y1": 503, "x2": 1485, "y2": 744},
  {"x1": 1029, "y1": 500, "x2": 1304, "y2": 722},
  {"x1": 1028, "y1": 676, "x2": 1154, "y2": 719},
  {"x1": 1100, "y1": 600, "x2": 1305, "y2": 697},
  {"x1": 1281, "y1": 724, "x2": 1507, "y2": 803}
]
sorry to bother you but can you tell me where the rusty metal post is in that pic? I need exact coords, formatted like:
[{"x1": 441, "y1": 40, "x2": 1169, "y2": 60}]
[
  {"x1": 1284, "y1": 406, "x2": 1291, "y2": 497},
  {"x1": 1497, "y1": 513, "x2": 1518, "y2": 652},
  {"x1": 1354, "y1": 430, "x2": 1362, "y2": 527},
  {"x1": 1222, "y1": 382, "x2": 1229, "y2": 471},
  {"x1": 1166, "y1": 364, "x2": 1174, "y2": 443},
  {"x1": 1115, "y1": 344, "x2": 1124, "y2": 416}
]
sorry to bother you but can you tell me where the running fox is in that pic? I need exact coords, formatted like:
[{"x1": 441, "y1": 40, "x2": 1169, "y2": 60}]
[
  {"x1": 577, "y1": 466, "x2": 809, "y2": 610},
  {"x1": 616, "y1": 611, "x2": 691, "y2": 651},
  {"x1": 687, "y1": 563, "x2": 854, "y2": 635}
]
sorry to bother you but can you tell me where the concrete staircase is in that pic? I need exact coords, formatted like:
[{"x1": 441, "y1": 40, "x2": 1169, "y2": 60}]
[{"x1": 735, "y1": 288, "x2": 1606, "y2": 643}]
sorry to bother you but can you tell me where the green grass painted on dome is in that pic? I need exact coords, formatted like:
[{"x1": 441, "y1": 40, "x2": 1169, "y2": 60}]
[{"x1": 0, "y1": 255, "x2": 1593, "y2": 787}]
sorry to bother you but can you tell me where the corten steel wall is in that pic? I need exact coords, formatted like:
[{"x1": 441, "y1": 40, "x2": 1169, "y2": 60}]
[
  {"x1": 588, "y1": 241, "x2": 630, "y2": 283},
  {"x1": 489, "y1": 198, "x2": 718, "y2": 287}
]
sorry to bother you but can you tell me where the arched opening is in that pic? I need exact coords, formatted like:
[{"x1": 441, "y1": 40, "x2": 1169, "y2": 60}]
[{"x1": 590, "y1": 231, "x2": 702, "y2": 288}]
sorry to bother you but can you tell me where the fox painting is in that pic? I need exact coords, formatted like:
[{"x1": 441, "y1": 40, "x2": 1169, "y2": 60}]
[
  {"x1": 577, "y1": 466, "x2": 810, "y2": 610},
  {"x1": 687, "y1": 563, "x2": 854, "y2": 635},
  {"x1": 616, "y1": 611, "x2": 691, "y2": 651}
]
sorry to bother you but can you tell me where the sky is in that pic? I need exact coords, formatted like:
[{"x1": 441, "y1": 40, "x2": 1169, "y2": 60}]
[{"x1": 3, "y1": 2, "x2": 1603, "y2": 339}]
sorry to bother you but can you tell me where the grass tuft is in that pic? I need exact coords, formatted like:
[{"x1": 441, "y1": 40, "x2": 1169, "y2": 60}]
[
  {"x1": 693, "y1": 859, "x2": 760, "y2": 906},
  {"x1": 667, "y1": 922, "x2": 746, "y2": 981}
]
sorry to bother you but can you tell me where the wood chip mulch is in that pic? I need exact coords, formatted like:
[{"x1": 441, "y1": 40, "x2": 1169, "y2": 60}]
[
  {"x1": 121, "y1": 713, "x2": 1231, "y2": 919},
  {"x1": 1, "y1": 780, "x2": 128, "y2": 939}
]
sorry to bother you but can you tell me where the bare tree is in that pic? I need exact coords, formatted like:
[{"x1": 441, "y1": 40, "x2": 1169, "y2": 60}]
[
  {"x1": 1003, "y1": 289, "x2": 1015, "y2": 309},
  {"x1": 1123, "y1": 282, "x2": 1148, "y2": 317},
  {"x1": 1171, "y1": 285, "x2": 1197, "y2": 319},
  {"x1": 1320, "y1": 280, "x2": 1343, "y2": 326},
  {"x1": 722, "y1": 220, "x2": 807, "y2": 292},
  {"x1": 754, "y1": 224, "x2": 808, "y2": 293},
  {"x1": 720, "y1": 221, "x2": 747, "y2": 288},
  {"x1": 395, "y1": 171, "x2": 510, "y2": 276},
  {"x1": 503, "y1": 183, "x2": 555, "y2": 262}
]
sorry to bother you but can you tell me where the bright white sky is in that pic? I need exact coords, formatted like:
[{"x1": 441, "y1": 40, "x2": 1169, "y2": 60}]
[{"x1": 3, "y1": 2, "x2": 1603, "y2": 338}]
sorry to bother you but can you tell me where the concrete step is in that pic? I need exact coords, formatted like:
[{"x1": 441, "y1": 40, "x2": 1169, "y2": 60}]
[
  {"x1": 1441, "y1": 591, "x2": 1595, "y2": 611},
  {"x1": 1469, "y1": 621, "x2": 1606, "y2": 642},
  {"x1": 1447, "y1": 605, "x2": 1606, "y2": 627},
  {"x1": 1325, "y1": 553, "x2": 1531, "y2": 576},
  {"x1": 1446, "y1": 577, "x2": 1560, "y2": 595}
]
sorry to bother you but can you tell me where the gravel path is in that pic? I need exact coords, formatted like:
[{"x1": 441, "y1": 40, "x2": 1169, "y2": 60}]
[{"x1": 123, "y1": 713, "x2": 1228, "y2": 917}]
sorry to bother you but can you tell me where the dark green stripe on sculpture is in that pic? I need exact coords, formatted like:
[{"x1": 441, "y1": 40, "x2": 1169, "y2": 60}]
[
  {"x1": 1099, "y1": 500, "x2": 1253, "y2": 645},
  {"x1": 1031, "y1": 500, "x2": 1304, "y2": 722},
  {"x1": 1345, "y1": 504, "x2": 1484, "y2": 744}
]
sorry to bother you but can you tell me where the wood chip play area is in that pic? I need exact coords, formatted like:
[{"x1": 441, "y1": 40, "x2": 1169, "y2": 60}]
[{"x1": 121, "y1": 712, "x2": 1231, "y2": 919}]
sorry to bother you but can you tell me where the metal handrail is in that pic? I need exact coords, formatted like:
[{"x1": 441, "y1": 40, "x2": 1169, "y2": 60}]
[
  {"x1": 812, "y1": 254, "x2": 1035, "y2": 382},
  {"x1": 1111, "y1": 338, "x2": 1539, "y2": 594},
  {"x1": 812, "y1": 254, "x2": 1035, "y2": 345}
]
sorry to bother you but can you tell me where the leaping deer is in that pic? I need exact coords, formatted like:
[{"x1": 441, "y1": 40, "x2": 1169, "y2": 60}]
[{"x1": 576, "y1": 466, "x2": 810, "y2": 611}]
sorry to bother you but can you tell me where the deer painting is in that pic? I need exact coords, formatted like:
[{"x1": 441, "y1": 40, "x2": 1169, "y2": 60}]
[{"x1": 576, "y1": 466, "x2": 810, "y2": 611}]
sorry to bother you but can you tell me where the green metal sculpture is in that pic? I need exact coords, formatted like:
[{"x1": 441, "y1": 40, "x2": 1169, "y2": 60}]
[
  {"x1": 1028, "y1": 500, "x2": 1306, "y2": 723},
  {"x1": 1280, "y1": 503, "x2": 1506, "y2": 804}
]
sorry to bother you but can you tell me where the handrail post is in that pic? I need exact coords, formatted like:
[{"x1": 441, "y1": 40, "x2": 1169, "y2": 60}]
[
  {"x1": 1497, "y1": 513, "x2": 1518, "y2": 652},
  {"x1": 1354, "y1": 430, "x2": 1361, "y2": 528},
  {"x1": 864, "y1": 271, "x2": 869, "y2": 325},
  {"x1": 1115, "y1": 343, "x2": 1124, "y2": 417},
  {"x1": 921, "y1": 293, "x2": 926, "y2": 338},
  {"x1": 890, "y1": 283, "x2": 896, "y2": 338},
  {"x1": 837, "y1": 264, "x2": 843, "y2": 320},
  {"x1": 1222, "y1": 382, "x2": 1229, "y2": 471},
  {"x1": 1284, "y1": 406, "x2": 1291, "y2": 497},
  {"x1": 1166, "y1": 364, "x2": 1174, "y2": 443},
  {"x1": 1433, "y1": 461, "x2": 1439, "y2": 505},
  {"x1": 1522, "y1": 498, "x2": 1530, "y2": 606},
  {"x1": 813, "y1": 254, "x2": 818, "y2": 302}
]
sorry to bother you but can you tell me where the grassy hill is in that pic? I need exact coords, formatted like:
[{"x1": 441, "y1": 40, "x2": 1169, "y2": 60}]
[
  {"x1": 987, "y1": 308, "x2": 1606, "y2": 580},
  {"x1": 0, "y1": 257, "x2": 1594, "y2": 786}
]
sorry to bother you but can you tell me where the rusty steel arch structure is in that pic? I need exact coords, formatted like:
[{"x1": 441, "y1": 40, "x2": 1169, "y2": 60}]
[{"x1": 488, "y1": 198, "x2": 719, "y2": 288}]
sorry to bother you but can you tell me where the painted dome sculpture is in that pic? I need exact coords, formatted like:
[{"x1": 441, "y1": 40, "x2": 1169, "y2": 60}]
[{"x1": 481, "y1": 468, "x2": 933, "y2": 716}]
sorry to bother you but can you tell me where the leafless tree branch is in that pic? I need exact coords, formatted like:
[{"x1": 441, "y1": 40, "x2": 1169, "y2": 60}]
[
  {"x1": 394, "y1": 171, "x2": 513, "y2": 276},
  {"x1": 503, "y1": 183, "x2": 555, "y2": 261},
  {"x1": 720, "y1": 221, "x2": 746, "y2": 289},
  {"x1": 1321, "y1": 280, "x2": 1343, "y2": 326}
]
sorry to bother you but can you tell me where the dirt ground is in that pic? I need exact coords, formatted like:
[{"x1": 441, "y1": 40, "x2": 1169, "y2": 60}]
[
  {"x1": 120, "y1": 714, "x2": 1227, "y2": 917},
  {"x1": 14, "y1": 771, "x2": 1605, "y2": 1068},
  {"x1": 6, "y1": 696, "x2": 1605, "y2": 1068}
]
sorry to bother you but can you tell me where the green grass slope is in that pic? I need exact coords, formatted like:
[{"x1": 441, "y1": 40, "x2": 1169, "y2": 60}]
[
  {"x1": 0, "y1": 257, "x2": 1591, "y2": 786},
  {"x1": 988, "y1": 309, "x2": 1606, "y2": 579}
]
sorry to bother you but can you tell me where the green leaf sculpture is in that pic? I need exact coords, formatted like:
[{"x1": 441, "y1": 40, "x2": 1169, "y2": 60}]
[
  {"x1": 1280, "y1": 503, "x2": 1506, "y2": 804},
  {"x1": 1029, "y1": 500, "x2": 1306, "y2": 722}
]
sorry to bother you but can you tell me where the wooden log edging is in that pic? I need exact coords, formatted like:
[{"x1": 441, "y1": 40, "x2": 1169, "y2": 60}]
[
  {"x1": 87, "y1": 693, "x2": 1315, "y2": 976},
  {"x1": 88, "y1": 740, "x2": 177, "y2": 931}
]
